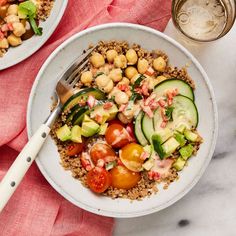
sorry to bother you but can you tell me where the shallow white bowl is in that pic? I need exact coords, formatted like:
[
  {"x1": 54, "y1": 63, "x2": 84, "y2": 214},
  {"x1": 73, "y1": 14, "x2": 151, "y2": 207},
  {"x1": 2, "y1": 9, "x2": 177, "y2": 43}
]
[
  {"x1": 27, "y1": 23, "x2": 218, "y2": 218},
  {"x1": 0, "y1": 0, "x2": 68, "y2": 70}
]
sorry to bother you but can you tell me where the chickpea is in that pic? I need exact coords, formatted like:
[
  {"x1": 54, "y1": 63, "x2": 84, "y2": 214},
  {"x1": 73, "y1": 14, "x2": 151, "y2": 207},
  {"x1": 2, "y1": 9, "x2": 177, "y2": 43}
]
[
  {"x1": 118, "y1": 112, "x2": 132, "y2": 124},
  {"x1": 137, "y1": 58, "x2": 149, "y2": 74},
  {"x1": 126, "y1": 49, "x2": 138, "y2": 65},
  {"x1": 0, "y1": 38, "x2": 9, "y2": 49},
  {"x1": 125, "y1": 66, "x2": 138, "y2": 79},
  {"x1": 117, "y1": 77, "x2": 130, "y2": 86},
  {"x1": 153, "y1": 57, "x2": 166, "y2": 72},
  {"x1": 109, "y1": 68, "x2": 122, "y2": 82},
  {"x1": 106, "y1": 49, "x2": 118, "y2": 63},
  {"x1": 95, "y1": 74, "x2": 110, "y2": 88},
  {"x1": 97, "y1": 63, "x2": 110, "y2": 75},
  {"x1": 155, "y1": 75, "x2": 167, "y2": 85},
  {"x1": 103, "y1": 80, "x2": 114, "y2": 93},
  {"x1": 115, "y1": 91, "x2": 129, "y2": 105},
  {"x1": 90, "y1": 53, "x2": 105, "y2": 68},
  {"x1": 12, "y1": 22, "x2": 26, "y2": 37},
  {"x1": 7, "y1": 4, "x2": 18, "y2": 15},
  {"x1": 114, "y1": 55, "x2": 127, "y2": 68},
  {"x1": 5, "y1": 14, "x2": 19, "y2": 23},
  {"x1": 81, "y1": 71, "x2": 93, "y2": 85},
  {"x1": 7, "y1": 34, "x2": 22, "y2": 47}
]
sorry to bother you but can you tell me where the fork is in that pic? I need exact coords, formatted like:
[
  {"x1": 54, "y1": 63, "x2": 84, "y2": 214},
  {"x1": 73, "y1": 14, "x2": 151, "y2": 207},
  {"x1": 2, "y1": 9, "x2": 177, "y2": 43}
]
[{"x1": 0, "y1": 46, "x2": 96, "y2": 212}]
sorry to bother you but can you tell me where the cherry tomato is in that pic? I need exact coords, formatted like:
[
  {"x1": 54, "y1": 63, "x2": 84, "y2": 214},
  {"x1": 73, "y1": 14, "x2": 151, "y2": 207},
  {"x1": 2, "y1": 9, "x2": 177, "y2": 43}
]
[
  {"x1": 87, "y1": 167, "x2": 111, "y2": 193},
  {"x1": 110, "y1": 165, "x2": 141, "y2": 190},
  {"x1": 105, "y1": 124, "x2": 130, "y2": 148},
  {"x1": 108, "y1": 119, "x2": 123, "y2": 126},
  {"x1": 90, "y1": 143, "x2": 117, "y2": 165},
  {"x1": 126, "y1": 123, "x2": 137, "y2": 142},
  {"x1": 120, "y1": 143, "x2": 144, "y2": 172},
  {"x1": 66, "y1": 142, "x2": 84, "y2": 156}
]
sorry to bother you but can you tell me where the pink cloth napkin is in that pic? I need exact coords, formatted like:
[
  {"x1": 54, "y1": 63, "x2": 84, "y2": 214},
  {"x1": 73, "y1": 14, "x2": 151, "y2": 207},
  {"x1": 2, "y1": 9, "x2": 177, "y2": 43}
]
[{"x1": 0, "y1": 0, "x2": 171, "y2": 235}]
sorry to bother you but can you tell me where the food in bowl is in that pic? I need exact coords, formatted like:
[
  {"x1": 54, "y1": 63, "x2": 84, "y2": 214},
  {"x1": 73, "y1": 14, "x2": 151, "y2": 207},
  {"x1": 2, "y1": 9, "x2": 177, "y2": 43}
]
[
  {"x1": 51, "y1": 40, "x2": 203, "y2": 200},
  {"x1": 0, "y1": 0, "x2": 54, "y2": 57}
]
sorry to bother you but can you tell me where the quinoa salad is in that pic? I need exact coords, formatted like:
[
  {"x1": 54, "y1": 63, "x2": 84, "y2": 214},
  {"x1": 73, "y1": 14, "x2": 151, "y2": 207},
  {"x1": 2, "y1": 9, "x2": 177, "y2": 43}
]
[
  {"x1": 51, "y1": 40, "x2": 203, "y2": 200},
  {"x1": 0, "y1": 0, "x2": 54, "y2": 57}
]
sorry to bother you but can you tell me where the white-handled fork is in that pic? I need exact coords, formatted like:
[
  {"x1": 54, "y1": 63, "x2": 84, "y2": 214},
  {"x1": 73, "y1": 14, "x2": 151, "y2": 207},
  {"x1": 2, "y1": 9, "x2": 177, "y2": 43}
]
[{"x1": 0, "y1": 46, "x2": 96, "y2": 212}]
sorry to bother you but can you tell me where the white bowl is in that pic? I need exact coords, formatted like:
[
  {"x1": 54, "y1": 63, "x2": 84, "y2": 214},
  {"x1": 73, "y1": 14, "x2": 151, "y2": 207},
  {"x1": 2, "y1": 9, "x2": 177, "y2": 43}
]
[
  {"x1": 27, "y1": 23, "x2": 218, "y2": 218},
  {"x1": 0, "y1": 0, "x2": 68, "y2": 70}
]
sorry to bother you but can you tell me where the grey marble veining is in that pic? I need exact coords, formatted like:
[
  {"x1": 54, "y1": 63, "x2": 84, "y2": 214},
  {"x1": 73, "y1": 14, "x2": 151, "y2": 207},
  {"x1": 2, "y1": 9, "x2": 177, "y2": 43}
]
[{"x1": 114, "y1": 21, "x2": 236, "y2": 236}]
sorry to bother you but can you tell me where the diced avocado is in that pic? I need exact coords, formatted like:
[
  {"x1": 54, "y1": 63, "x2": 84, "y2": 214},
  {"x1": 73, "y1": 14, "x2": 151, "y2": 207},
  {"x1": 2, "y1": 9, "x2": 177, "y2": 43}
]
[
  {"x1": 179, "y1": 144, "x2": 194, "y2": 160},
  {"x1": 81, "y1": 116, "x2": 100, "y2": 137},
  {"x1": 142, "y1": 158, "x2": 155, "y2": 171},
  {"x1": 174, "y1": 133, "x2": 186, "y2": 147},
  {"x1": 98, "y1": 123, "x2": 108, "y2": 135},
  {"x1": 143, "y1": 145, "x2": 152, "y2": 155},
  {"x1": 152, "y1": 134, "x2": 166, "y2": 160},
  {"x1": 176, "y1": 124, "x2": 186, "y2": 133},
  {"x1": 107, "y1": 104, "x2": 118, "y2": 121},
  {"x1": 56, "y1": 124, "x2": 71, "y2": 141},
  {"x1": 184, "y1": 129, "x2": 199, "y2": 142},
  {"x1": 162, "y1": 137, "x2": 180, "y2": 157},
  {"x1": 157, "y1": 128, "x2": 173, "y2": 143},
  {"x1": 90, "y1": 106, "x2": 110, "y2": 124},
  {"x1": 71, "y1": 125, "x2": 82, "y2": 143},
  {"x1": 173, "y1": 157, "x2": 186, "y2": 171}
]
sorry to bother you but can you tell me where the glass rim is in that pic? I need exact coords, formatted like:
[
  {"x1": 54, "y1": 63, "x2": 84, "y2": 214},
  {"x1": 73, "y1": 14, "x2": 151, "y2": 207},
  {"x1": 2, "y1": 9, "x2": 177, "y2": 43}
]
[{"x1": 171, "y1": 0, "x2": 236, "y2": 42}]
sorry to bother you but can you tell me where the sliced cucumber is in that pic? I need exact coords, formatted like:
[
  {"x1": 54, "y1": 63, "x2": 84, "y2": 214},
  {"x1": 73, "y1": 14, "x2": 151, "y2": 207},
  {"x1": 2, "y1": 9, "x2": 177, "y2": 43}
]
[
  {"x1": 134, "y1": 112, "x2": 148, "y2": 146},
  {"x1": 72, "y1": 106, "x2": 90, "y2": 125},
  {"x1": 66, "y1": 104, "x2": 81, "y2": 123},
  {"x1": 153, "y1": 95, "x2": 198, "y2": 137},
  {"x1": 62, "y1": 88, "x2": 106, "y2": 111},
  {"x1": 141, "y1": 113, "x2": 155, "y2": 143},
  {"x1": 154, "y1": 79, "x2": 194, "y2": 101}
]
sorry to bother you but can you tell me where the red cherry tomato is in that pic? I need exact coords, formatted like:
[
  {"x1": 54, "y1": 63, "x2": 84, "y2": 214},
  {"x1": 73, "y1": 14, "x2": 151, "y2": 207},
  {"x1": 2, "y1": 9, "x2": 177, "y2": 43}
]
[
  {"x1": 90, "y1": 143, "x2": 117, "y2": 165},
  {"x1": 87, "y1": 167, "x2": 111, "y2": 193},
  {"x1": 66, "y1": 142, "x2": 84, "y2": 156},
  {"x1": 105, "y1": 124, "x2": 130, "y2": 148},
  {"x1": 126, "y1": 123, "x2": 137, "y2": 142},
  {"x1": 108, "y1": 119, "x2": 123, "y2": 126}
]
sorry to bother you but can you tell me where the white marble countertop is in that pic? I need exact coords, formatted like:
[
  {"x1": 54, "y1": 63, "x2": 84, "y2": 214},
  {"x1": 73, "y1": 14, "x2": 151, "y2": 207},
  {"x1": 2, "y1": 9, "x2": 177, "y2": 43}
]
[{"x1": 114, "y1": 20, "x2": 236, "y2": 236}]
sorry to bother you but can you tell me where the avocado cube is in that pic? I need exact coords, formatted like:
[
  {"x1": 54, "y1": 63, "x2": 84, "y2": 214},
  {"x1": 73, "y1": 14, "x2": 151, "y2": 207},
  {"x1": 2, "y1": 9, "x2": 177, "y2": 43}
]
[
  {"x1": 184, "y1": 129, "x2": 198, "y2": 142},
  {"x1": 83, "y1": 114, "x2": 94, "y2": 123},
  {"x1": 107, "y1": 104, "x2": 118, "y2": 121},
  {"x1": 56, "y1": 124, "x2": 71, "y2": 141},
  {"x1": 157, "y1": 128, "x2": 173, "y2": 143},
  {"x1": 179, "y1": 144, "x2": 194, "y2": 160},
  {"x1": 162, "y1": 137, "x2": 180, "y2": 157},
  {"x1": 142, "y1": 158, "x2": 155, "y2": 171},
  {"x1": 176, "y1": 124, "x2": 186, "y2": 134},
  {"x1": 98, "y1": 123, "x2": 108, "y2": 135},
  {"x1": 173, "y1": 157, "x2": 186, "y2": 171},
  {"x1": 71, "y1": 125, "x2": 82, "y2": 143},
  {"x1": 81, "y1": 121, "x2": 99, "y2": 137},
  {"x1": 174, "y1": 133, "x2": 186, "y2": 147}
]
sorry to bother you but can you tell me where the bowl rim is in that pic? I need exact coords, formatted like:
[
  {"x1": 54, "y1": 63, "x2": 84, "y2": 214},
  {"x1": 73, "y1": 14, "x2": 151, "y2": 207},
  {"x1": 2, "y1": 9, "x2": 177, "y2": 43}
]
[
  {"x1": 27, "y1": 22, "x2": 218, "y2": 218},
  {"x1": 0, "y1": 0, "x2": 68, "y2": 70}
]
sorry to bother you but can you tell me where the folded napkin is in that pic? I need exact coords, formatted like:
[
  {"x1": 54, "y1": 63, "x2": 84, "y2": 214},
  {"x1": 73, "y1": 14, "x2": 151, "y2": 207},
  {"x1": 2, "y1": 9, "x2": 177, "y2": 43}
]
[{"x1": 0, "y1": 0, "x2": 171, "y2": 235}]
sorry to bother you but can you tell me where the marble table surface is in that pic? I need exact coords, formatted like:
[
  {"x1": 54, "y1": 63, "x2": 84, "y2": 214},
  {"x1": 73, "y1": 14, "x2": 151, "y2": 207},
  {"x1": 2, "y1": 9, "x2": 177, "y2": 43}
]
[{"x1": 114, "y1": 20, "x2": 236, "y2": 236}]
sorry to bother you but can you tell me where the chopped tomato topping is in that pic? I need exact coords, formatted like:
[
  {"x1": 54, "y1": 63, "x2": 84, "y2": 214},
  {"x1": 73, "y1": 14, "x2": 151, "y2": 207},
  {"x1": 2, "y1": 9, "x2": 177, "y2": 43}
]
[
  {"x1": 81, "y1": 153, "x2": 92, "y2": 171},
  {"x1": 148, "y1": 171, "x2": 160, "y2": 180},
  {"x1": 103, "y1": 102, "x2": 113, "y2": 110},
  {"x1": 140, "y1": 151, "x2": 149, "y2": 160},
  {"x1": 94, "y1": 114, "x2": 103, "y2": 123},
  {"x1": 117, "y1": 84, "x2": 129, "y2": 92},
  {"x1": 145, "y1": 66, "x2": 155, "y2": 76},
  {"x1": 87, "y1": 95, "x2": 96, "y2": 108},
  {"x1": 119, "y1": 104, "x2": 127, "y2": 112},
  {"x1": 158, "y1": 98, "x2": 166, "y2": 108}
]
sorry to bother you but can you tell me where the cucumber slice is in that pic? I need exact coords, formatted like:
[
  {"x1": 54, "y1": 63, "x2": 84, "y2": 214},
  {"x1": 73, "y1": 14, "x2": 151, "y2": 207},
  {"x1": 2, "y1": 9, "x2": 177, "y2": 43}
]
[
  {"x1": 154, "y1": 95, "x2": 198, "y2": 136},
  {"x1": 66, "y1": 104, "x2": 81, "y2": 123},
  {"x1": 141, "y1": 113, "x2": 155, "y2": 143},
  {"x1": 134, "y1": 112, "x2": 148, "y2": 146},
  {"x1": 154, "y1": 79, "x2": 194, "y2": 101},
  {"x1": 72, "y1": 106, "x2": 90, "y2": 125},
  {"x1": 62, "y1": 88, "x2": 106, "y2": 111}
]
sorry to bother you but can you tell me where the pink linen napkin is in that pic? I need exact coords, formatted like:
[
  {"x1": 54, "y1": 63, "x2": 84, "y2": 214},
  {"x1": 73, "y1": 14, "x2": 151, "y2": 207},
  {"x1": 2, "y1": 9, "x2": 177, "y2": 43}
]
[{"x1": 0, "y1": 0, "x2": 171, "y2": 235}]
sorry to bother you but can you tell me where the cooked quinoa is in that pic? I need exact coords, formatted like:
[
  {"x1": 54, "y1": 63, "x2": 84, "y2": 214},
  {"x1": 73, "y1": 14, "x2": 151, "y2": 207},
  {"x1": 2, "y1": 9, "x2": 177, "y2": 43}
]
[{"x1": 51, "y1": 40, "x2": 202, "y2": 200}]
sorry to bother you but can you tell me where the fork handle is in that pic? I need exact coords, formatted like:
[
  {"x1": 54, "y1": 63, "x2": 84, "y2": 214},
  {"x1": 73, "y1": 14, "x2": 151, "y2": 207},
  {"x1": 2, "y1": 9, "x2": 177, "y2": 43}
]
[{"x1": 0, "y1": 124, "x2": 50, "y2": 212}]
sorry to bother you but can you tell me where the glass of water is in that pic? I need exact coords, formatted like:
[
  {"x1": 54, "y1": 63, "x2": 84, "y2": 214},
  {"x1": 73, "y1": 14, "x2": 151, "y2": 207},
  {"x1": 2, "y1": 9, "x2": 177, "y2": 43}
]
[{"x1": 172, "y1": 0, "x2": 236, "y2": 42}]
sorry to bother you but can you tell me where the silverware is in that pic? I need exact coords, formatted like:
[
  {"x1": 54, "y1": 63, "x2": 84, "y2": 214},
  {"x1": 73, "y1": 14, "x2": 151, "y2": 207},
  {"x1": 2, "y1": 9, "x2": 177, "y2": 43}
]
[{"x1": 0, "y1": 46, "x2": 96, "y2": 212}]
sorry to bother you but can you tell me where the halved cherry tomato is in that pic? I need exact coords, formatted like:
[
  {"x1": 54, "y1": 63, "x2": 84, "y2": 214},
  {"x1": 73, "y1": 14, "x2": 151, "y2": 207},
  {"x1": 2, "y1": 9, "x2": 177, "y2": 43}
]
[
  {"x1": 90, "y1": 143, "x2": 117, "y2": 165},
  {"x1": 66, "y1": 142, "x2": 84, "y2": 156},
  {"x1": 105, "y1": 124, "x2": 130, "y2": 148},
  {"x1": 108, "y1": 119, "x2": 123, "y2": 126},
  {"x1": 87, "y1": 167, "x2": 111, "y2": 193},
  {"x1": 110, "y1": 165, "x2": 141, "y2": 190},
  {"x1": 120, "y1": 143, "x2": 144, "y2": 172}
]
